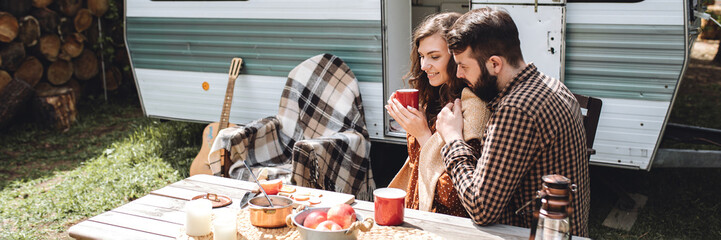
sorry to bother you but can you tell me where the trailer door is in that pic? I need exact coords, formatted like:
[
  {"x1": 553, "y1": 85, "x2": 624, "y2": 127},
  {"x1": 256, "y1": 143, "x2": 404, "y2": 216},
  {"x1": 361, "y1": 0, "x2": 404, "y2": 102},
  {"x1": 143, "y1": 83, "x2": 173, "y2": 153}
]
[{"x1": 470, "y1": 0, "x2": 566, "y2": 80}]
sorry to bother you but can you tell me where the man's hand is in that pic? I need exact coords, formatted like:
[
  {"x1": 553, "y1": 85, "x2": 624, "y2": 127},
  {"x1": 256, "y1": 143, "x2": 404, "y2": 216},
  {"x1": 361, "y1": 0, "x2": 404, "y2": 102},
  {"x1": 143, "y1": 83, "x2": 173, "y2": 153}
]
[{"x1": 436, "y1": 98, "x2": 464, "y2": 144}]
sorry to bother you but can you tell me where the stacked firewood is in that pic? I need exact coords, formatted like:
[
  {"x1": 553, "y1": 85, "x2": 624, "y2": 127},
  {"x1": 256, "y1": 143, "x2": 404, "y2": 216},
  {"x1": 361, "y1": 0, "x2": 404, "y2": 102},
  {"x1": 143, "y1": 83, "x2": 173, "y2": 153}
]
[{"x1": 0, "y1": 0, "x2": 128, "y2": 130}]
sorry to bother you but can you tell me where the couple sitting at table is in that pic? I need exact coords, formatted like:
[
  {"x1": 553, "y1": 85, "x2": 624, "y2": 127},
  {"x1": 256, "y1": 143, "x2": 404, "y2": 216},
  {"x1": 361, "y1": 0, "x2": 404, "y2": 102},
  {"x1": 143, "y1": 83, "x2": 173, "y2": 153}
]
[{"x1": 386, "y1": 8, "x2": 590, "y2": 237}]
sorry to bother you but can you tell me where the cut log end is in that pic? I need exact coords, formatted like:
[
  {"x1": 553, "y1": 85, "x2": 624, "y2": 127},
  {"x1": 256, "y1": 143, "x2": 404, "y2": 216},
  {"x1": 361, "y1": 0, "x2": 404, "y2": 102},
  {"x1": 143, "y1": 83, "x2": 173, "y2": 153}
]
[
  {"x1": 0, "y1": 12, "x2": 19, "y2": 43},
  {"x1": 48, "y1": 60, "x2": 73, "y2": 86},
  {"x1": 39, "y1": 34, "x2": 61, "y2": 61},
  {"x1": 88, "y1": 0, "x2": 109, "y2": 17},
  {"x1": 1, "y1": 42, "x2": 27, "y2": 71},
  {"x1": 0, "y1": 70, "x2": 11, "y2": 92},
  {"x1": 32, "y1": 0, "x2": 54, "y2": 8},
  {"x1": 74, "y1": 9, "x2": 92, "y2": 32},
  {"x1": 18, "y1": 15, "x2": 40, "y2": 47},
  {"x1": 15, "y1": 56, "x2": 43, "y2": 87},
  {"x1": 73, "y1": 49, "x2": 98, "y2": 80}
]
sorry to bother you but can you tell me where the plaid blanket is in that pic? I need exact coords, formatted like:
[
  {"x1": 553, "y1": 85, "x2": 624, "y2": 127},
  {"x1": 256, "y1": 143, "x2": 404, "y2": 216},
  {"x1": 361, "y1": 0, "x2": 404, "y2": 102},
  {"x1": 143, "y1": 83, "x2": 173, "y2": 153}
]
[{"x1": 208, "y1": 54, "x2": 375, "y2": 200}]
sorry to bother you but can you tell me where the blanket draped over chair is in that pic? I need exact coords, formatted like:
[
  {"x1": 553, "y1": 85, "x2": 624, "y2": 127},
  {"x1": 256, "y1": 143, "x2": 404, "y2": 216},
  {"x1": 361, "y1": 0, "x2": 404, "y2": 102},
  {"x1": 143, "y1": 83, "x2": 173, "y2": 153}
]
[{"x1": 207, "y1": 54, "x2": 375, "y2": 200}]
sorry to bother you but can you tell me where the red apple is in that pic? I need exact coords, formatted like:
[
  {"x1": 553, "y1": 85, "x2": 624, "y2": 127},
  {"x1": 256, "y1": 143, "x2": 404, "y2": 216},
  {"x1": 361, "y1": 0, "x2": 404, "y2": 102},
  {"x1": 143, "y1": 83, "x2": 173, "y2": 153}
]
[
  {"x1": 315, "y1": 220, "x2": 342, "y2": 231},
  {"x1": 259, "y1": 179, "x2": 282, "y2": 195},
  {"x1": 327, "y1": 203, "x2": 356, "y2": 229},
  {"x1": 303, "y1": 211, "x2": 328, "y2": 229}
]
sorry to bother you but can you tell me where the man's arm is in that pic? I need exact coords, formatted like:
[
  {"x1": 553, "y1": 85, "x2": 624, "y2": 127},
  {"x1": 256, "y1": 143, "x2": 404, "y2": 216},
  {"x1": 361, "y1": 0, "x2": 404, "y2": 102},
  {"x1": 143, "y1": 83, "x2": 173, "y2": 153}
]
[{"x1": 441, "y1": 105, "x2": 539, "y2": 225}]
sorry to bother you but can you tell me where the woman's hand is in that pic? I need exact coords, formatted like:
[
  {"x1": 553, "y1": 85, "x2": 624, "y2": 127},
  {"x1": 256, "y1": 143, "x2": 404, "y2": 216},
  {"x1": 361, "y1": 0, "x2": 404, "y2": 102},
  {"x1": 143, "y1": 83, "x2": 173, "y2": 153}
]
[{"x1": 386, "y1": 92, "x2": 432, "y2": 145}]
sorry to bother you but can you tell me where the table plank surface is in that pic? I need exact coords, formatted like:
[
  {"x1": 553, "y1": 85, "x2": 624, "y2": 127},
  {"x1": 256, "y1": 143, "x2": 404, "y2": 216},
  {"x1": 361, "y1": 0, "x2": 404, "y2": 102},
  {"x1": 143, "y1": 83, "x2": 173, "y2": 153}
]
[{"x1": 68, "y1": 175, "x2": 588, "y2": 240}]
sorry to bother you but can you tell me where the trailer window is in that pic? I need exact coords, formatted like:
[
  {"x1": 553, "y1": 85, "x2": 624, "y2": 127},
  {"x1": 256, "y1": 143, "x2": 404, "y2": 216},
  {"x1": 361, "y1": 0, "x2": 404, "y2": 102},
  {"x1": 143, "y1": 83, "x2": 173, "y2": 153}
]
[{"x1": 568, "y1": 0, "x2": 643, "y2": 2}]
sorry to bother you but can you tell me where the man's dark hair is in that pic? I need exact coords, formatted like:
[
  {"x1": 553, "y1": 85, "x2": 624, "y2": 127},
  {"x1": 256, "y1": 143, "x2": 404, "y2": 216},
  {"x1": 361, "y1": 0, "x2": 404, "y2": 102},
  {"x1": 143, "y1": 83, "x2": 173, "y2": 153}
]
[{"x1": 445, "y1": 7, "x2": 523, "y2": 68}]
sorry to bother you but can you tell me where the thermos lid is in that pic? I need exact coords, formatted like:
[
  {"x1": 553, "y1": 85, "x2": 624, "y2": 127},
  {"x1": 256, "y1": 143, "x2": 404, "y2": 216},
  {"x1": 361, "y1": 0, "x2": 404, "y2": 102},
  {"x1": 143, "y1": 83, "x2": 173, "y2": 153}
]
[{"x1": 542, "y1": 174, "x2": 571, "y2": 189}]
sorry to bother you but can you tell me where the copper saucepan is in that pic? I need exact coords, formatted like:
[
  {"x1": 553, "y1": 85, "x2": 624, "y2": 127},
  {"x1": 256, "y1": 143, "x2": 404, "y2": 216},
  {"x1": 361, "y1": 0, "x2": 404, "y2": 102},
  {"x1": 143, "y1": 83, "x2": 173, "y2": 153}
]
[{"x1": 247, "y1": 195, "x2": 294, "y2": 228}]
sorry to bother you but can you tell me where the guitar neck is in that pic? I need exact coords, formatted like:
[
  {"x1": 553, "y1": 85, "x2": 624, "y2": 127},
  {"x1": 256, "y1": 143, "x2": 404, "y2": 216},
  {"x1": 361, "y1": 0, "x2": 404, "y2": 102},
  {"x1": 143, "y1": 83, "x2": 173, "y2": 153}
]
[{"x1": 219, "y1": 77, "x2": 235, "y2": 129}]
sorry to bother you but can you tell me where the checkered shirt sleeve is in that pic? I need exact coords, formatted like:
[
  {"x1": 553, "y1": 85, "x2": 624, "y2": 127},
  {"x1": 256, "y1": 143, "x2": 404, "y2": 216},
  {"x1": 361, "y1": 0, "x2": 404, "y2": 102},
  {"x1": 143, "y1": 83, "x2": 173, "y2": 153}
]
[{"x1": 441, "y1": 104, "x2": 539, "y2": 225}]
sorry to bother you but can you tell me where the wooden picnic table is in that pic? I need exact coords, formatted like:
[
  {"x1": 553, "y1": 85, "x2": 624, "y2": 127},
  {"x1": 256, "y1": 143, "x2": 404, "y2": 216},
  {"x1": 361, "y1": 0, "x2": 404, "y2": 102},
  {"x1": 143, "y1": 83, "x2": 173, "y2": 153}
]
[{"x1": 68, "y1": 174, "x2": 586, "y2": 240}]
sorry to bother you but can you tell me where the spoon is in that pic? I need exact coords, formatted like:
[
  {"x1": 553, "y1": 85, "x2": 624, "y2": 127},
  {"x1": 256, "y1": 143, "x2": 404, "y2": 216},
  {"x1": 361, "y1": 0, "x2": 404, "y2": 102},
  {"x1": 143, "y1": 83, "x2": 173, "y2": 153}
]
[{"x1": 243, "y1": 160, "x2": 274, "y2": 207}]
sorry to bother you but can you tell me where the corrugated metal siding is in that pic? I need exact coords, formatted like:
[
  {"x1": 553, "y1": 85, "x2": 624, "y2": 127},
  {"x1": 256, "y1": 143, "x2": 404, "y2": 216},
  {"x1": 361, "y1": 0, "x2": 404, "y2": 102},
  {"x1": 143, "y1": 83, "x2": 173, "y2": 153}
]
[
  {"x1": 564, "y1": 23, "x2": 685, "y2": 101},
  {"x1": 135, "y1": 69, "x2": 386, "y2": 139},
  {"x1": 126, "y1": 17, "x2": 382, "y2": 83}
]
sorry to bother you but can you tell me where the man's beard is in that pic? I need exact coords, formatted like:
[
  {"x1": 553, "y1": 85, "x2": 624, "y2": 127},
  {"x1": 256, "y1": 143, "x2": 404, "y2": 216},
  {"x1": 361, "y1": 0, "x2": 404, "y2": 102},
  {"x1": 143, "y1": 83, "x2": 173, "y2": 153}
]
[{"x1": 470, "y1": 66, "x2": 500, "y2": 102}]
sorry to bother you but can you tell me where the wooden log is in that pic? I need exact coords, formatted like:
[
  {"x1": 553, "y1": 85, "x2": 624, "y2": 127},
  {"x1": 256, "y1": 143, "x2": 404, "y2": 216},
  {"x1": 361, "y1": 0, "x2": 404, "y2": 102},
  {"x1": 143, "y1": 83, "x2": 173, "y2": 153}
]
[
  {"x1": 33, "y1": 86, "x2": 77, "y2": 131},
  {"x1": 38, "y1": 34, "x2": 61, "y2": 61},
  {"x1": 0, "y1": 77, "x2": 34, "y2": 129},
  {"x1": 31, "y1": 8, "x2": 59, "y2": 34},
  {"x1": 0, "y1": 0, "x2": 32, "y2": 18},
  {"x1": 47, "y1": 59, "x2": 72, "y2": 85},
  {"x1": 104, "y1": 66, "x2": 122, "y2": 91},
  {"x1": 58, "y1": 0, "x2": 82, "y2": 17},
  {"x1": 17, "y1": 15, "x2": 40, "y2": 47},
  {"x1": 87, "y1": 0, "x2": 109, "y2": 17},
  {"x1": 0, "y1": 42, "x2": 26, "y2": 71},
  {"x1": 73, "y1": 49, "x2": 98, "y2": 80},
  {"x1": 0, "y1": 12, "x2": 19, "y2": 43},
  {"x1": 61, "y1": 32, "x2": 83, "y2": 58},
  {"x1": 0, "y1": 69, "x2": 10, "y2": 92},
  {"x1": 66, "y1": 77, "x2": 81, "y2": 99},
  {"x1": 33, "y1": 0, "x2": 54, "y2": 8},
  {"x1": 74, "y1": 9, "x2": 92, "y2": 32},
  {"x1": 14, "y1": 56, "x2": 43, "y2": 87}
]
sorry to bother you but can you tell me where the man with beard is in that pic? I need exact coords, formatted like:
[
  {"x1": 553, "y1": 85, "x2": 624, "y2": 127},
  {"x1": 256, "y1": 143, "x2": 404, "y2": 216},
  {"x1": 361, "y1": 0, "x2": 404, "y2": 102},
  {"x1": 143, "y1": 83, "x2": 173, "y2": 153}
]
[{"x1": 435, "y1": 7, "x2": 590, "y2": 237}]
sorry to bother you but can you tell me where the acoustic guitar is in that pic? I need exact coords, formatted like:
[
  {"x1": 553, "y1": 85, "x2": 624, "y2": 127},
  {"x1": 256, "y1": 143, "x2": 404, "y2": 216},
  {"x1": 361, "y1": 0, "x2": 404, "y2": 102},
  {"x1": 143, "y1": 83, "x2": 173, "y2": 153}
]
[{"x1": 189, "y1": 58, "x2": 243, "y2": 176}]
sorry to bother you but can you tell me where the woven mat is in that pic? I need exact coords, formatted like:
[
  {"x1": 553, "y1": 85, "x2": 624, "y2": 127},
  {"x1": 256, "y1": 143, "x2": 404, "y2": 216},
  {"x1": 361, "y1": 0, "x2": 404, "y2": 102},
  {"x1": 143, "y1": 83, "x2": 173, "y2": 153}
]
[
  {"x1": 179, "y1": 209, "x2": 445, "y2": 240},
  {"x1": 236, "y1": 209, "x2": 444, "y2": 240}
]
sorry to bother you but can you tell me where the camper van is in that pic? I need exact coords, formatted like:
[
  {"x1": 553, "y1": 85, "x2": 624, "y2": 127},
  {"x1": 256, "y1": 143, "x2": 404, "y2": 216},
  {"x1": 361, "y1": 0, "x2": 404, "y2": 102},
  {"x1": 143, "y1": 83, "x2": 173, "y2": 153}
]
[{"x1": 124, "y1": 0, "x2": 702, "y2": 171}]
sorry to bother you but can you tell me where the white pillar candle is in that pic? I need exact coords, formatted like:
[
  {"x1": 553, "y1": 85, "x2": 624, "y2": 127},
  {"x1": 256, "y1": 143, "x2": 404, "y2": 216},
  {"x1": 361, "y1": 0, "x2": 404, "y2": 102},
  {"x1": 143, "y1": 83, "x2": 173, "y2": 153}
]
[
  {"x1": 213, "y1": 211, "x2": 237, "y2": 240},
  {"x1": 185, "y1": 199, "x2": 212, "y2": 236}
]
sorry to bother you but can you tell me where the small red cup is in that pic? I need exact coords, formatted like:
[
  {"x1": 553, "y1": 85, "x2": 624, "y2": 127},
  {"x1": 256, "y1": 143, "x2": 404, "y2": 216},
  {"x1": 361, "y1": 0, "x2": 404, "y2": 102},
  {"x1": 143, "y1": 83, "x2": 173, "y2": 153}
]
[
  {"x1": 374, "y1": 188, "x2": 406, "y2": 226},
  {"x1": 394, "y1": 89, "x2": 419, "y2": 109}
]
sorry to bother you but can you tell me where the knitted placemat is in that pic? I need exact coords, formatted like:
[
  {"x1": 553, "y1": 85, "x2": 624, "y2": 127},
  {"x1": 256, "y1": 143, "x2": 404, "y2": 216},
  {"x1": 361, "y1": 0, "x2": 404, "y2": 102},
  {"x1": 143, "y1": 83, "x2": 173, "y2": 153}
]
[{"x1": 233, "y1": 209, "x2": 445, "y2": 240}]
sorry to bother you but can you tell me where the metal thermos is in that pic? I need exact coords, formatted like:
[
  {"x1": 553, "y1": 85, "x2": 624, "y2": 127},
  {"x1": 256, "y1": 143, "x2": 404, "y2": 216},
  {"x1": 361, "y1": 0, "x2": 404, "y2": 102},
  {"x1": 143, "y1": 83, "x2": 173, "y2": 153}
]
[{"x1": 530, "y1": 174, "x2": 576, "y2": 240}]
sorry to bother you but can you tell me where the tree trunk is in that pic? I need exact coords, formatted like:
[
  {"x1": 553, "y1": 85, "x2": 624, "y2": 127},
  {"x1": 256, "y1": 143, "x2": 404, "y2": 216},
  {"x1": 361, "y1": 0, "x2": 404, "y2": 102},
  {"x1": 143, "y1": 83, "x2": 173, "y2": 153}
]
[
  {"x1": 0, "y1": 69, "x2": 10, "y2": 92},
  {"x1": 17, "y1": 15, "x2": 40, "y2": 47},
  {"x1": 0, "y1": 42, "x2": 26, "y2": 71},
  {"x1": 74, "y1": 9, "x2": 92, "y2": 32},
  {"x1": 58, "y1": 0, "x2": 82, "y2": 17},
  {"x1": 33, "y1": 86, "x2": 77, "y2": 131},
  {"x1": 0, "y1": 0, "x2": 33, "y2": 18},
  {"x1": 38, "y1": 34, "x2": 60, "y2": 61},
  {"x1": 0, "y1": 77, "x2": 34, "y2": 129},
  {"x1": 87, "y1": 0, "x2": 109, "y2": 17},
  {"x1": 47, "y1": 59, "x2": 72, "y2": 85},
  {"x1": 31, "y1": 7, "x2": 59, "y2": 34},
  {"x1": 73, "y1": 49, "x2": 98, "y2": 80},
  {"x1": 33, "y1": 0, "x2": 54, "y2": 8},
  {"x1": 0, "y1": 12, "x2": 19, "y2": 43},
  {"x1": 14, "y1": 56, "x2": 43, "y2": 87}
]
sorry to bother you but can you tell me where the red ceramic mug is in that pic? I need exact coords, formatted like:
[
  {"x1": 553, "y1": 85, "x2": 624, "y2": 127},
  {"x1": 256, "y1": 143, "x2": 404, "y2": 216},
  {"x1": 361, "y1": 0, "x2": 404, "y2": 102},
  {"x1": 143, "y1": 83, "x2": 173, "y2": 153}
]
[
  {"x1": 394, "y1": 89, "x2": 419, "y2": 109},
  {"x1": 374, "y1": 188, "x2": 406, "y2": 226}
]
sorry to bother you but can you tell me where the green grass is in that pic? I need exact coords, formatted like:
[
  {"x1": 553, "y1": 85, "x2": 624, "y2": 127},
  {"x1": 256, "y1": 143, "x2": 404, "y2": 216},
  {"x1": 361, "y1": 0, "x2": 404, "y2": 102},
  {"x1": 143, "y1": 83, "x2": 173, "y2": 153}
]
[{"x1": 0, "y1": 94, "x2": 204, "y2": 239}]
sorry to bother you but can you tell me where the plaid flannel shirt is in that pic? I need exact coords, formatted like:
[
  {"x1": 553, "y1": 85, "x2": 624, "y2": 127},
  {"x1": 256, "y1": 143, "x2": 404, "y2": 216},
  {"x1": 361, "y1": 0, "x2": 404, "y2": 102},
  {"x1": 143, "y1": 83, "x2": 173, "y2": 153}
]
[{"x1": 441, "y1": 64, "x2": 590, "y2": 237}]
